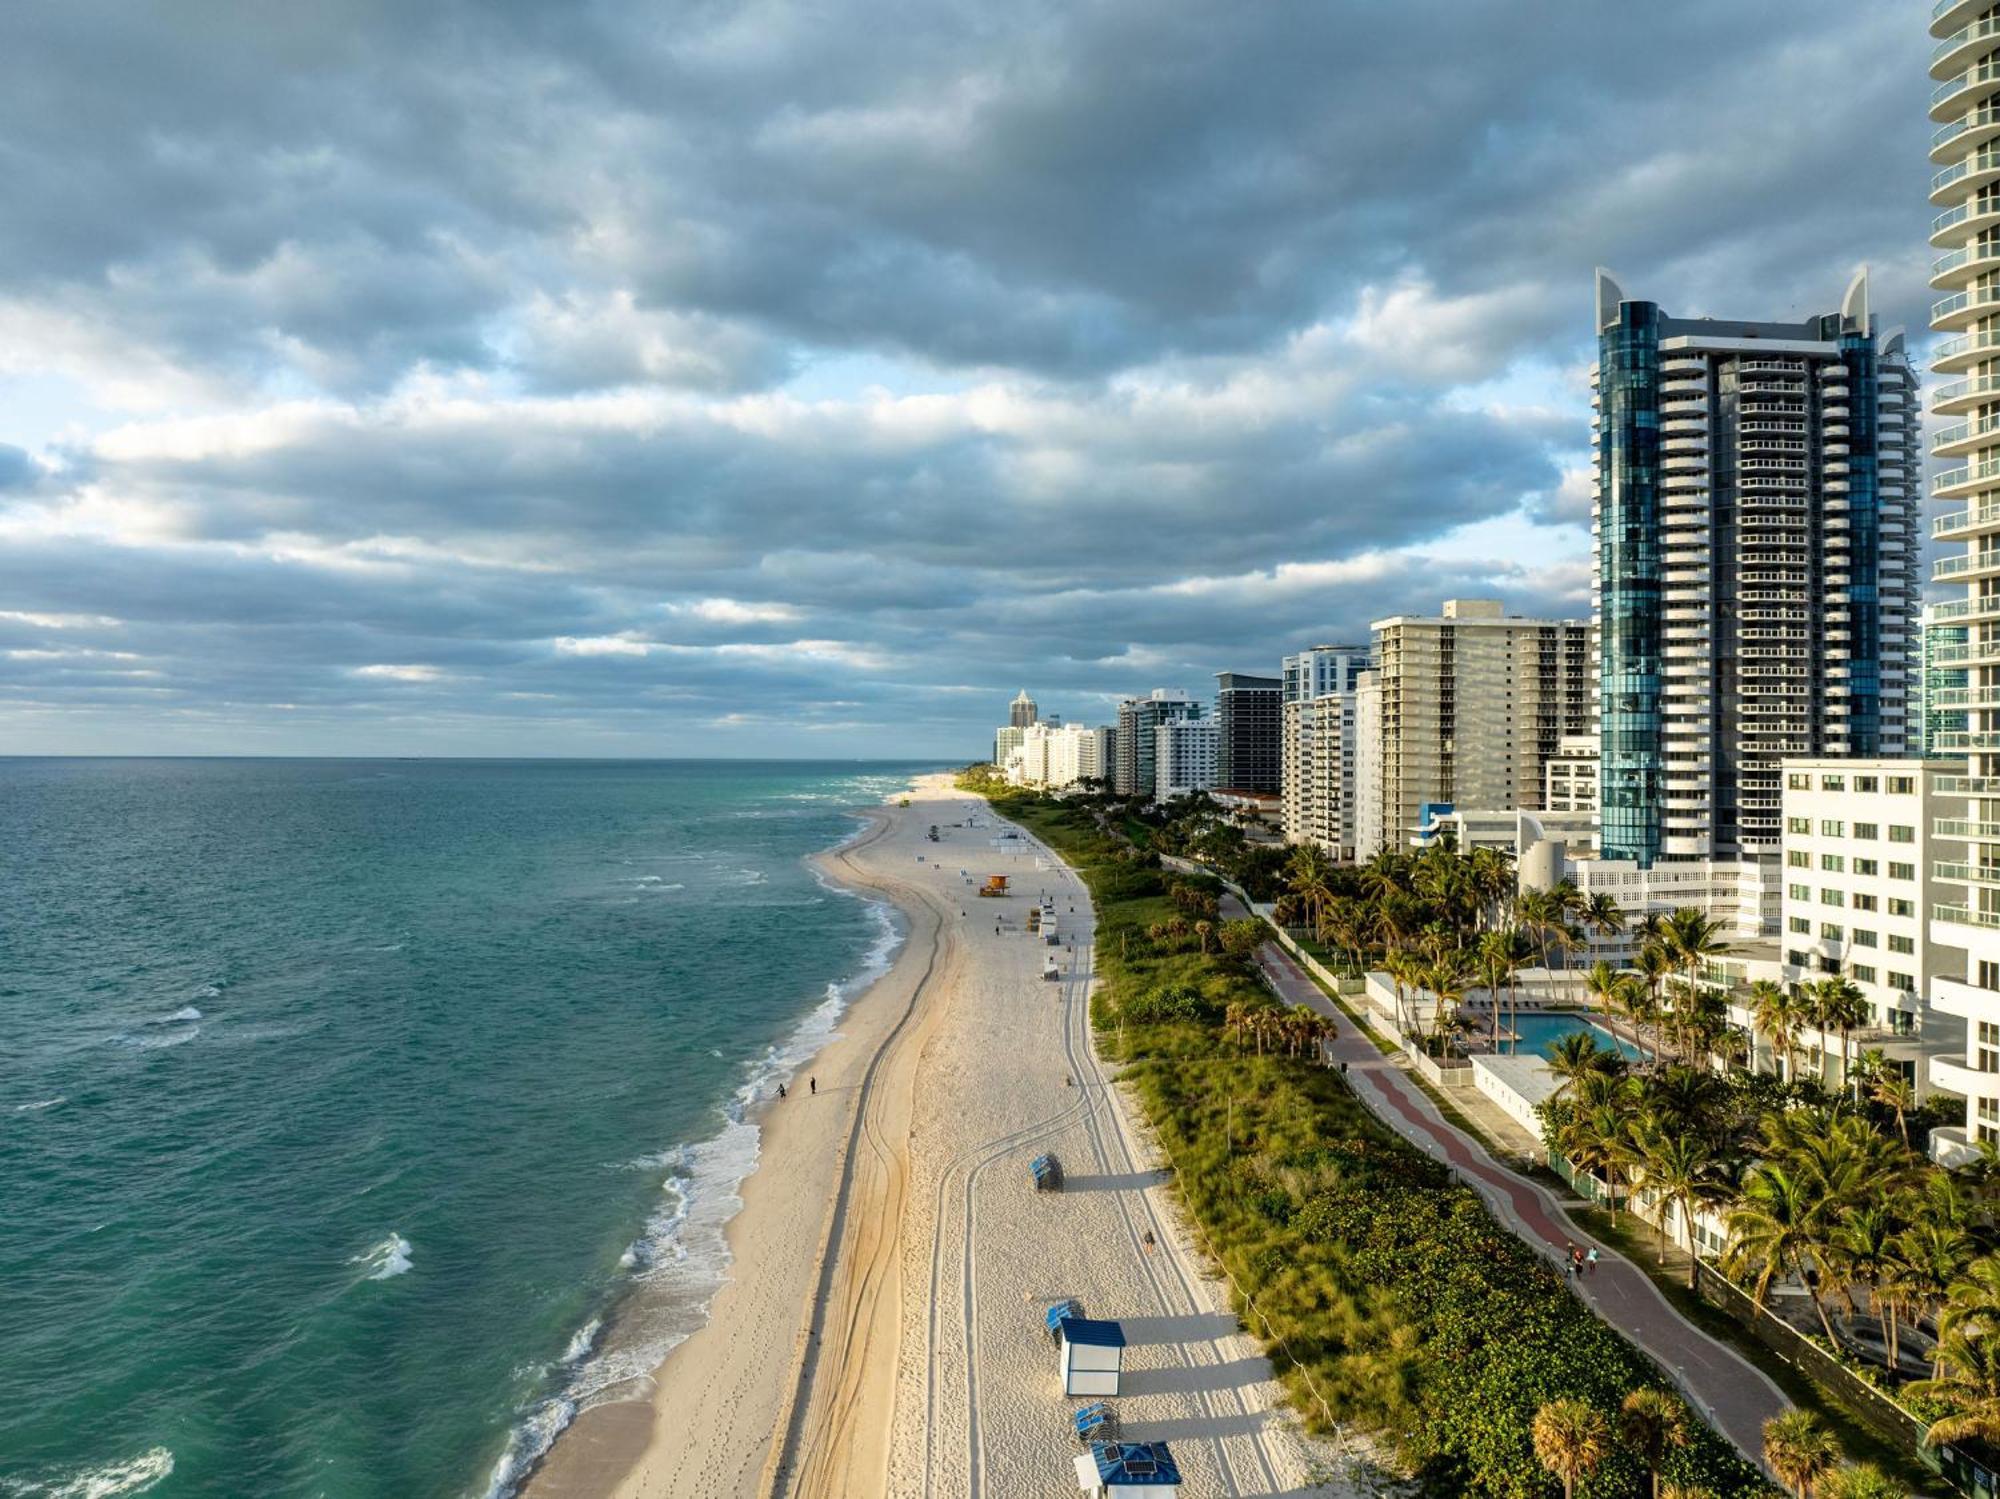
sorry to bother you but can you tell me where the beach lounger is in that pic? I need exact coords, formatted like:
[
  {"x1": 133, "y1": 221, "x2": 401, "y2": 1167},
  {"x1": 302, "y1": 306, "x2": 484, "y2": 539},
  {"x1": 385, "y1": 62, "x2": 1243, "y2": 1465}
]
[
  {"x1": 1044, "y1": 1299, "x2": 1083, "y2": 1340},
  {"x1": 1031, "y1": 1154, "x2": 1064, "y2": 1191},
  {"x1": 1072, "y1": 1403, "x2": 1116, "y2": 1442}
]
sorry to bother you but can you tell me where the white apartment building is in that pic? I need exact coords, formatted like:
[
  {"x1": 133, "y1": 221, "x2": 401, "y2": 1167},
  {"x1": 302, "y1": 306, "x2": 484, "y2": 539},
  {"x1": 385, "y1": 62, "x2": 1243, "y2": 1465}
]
[
  {"x1": 1280, "y1": 644, "x2": 1370, "y2": 861},
  {"x1": 1116, "y1": 689, "x2": 1199, "y2": 798},
  {"x1": 1366, "y1": 599, "x2": 1593, "y2": 850},
  {"x1": 1593, "y1": 270, "x2": 1920, "y2": 866},
  {"x1": 1155, "y1": 718, "x2": 1219, "y2": 801},
  {"x1": 1005, "y1": 722, "x2": 1111, "y2": 790},
  {"x1": 994, "y1": 724, "x2": 1024, "y2": 769},
  {"x1": 1777, "y1": 759, "x2": 1958, "y2": 1096},
  {"x1": 1545, "y1": 735, "x2": 1599, "y2": 813},
  {"x1": 1928, "y1": 4, "x2": 2000, "y2": 1162},
  {"x1": 1353, "y1": 670, "x2": 1384, "y2": 859}
]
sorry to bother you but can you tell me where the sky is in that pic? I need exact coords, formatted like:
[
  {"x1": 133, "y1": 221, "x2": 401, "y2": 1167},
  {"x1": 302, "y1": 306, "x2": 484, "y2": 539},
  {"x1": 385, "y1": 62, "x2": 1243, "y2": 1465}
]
[{"x1": 0, "y1": 1, "x2": 1938, "y2": 758}]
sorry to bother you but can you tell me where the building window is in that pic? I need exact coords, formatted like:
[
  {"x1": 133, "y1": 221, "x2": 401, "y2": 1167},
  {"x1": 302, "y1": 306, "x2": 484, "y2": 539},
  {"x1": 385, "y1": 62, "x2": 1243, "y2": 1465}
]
[
  {"x1": 1822, "y1": 820, "x2": 1844, "y2": 837},
  {"x1": 1788, "y1": 772, "x2": 1810, "y2": 790},
  {"x1": 1888, "y1": 776, "x2": 1915, "y2": 795},
  {"x1": 1887, "y1": 971, "x2": 1915, "y2": 993},
  {"x1": 1787, "y1": 817, "x2": 1812, "y2": 835},
  {"x1": 1888, "y1": 934, "x2": 1915, "y2": 955},
  {"x1": 1821, "y1": 854, "x2": 1845, "y2": 873},
  {"x1": 1851, "y1": 928, "x2": 1878, "y2": 947},
  {"x1": 1850, "y1": 963, "x2": 1877, "y2": 984},
  {"x1": 1787, "y1": 949, "x2": 1809, "y2": 967},
  {"x1": 1821, "y1": 774, "x2": 1846, "y2": 792},
  {"x1": 1889, "y1": 825, "x2": 1916, "y2": 844},
  {"x1": 1980, "y1": 1097, "x2": 2000, "y2": 1146},
  {"x1": 1980, "y1": 1022, "x2": 2000, "y2": 1072},
  {"x1": 1788, "y1": 850, "x2": 1811, "y2": 869},
  {"x1": 1854, "y1": 859, "x2": 1878, "y2": 878},
  {"x1": 1856, "y1": 776, "x2": 1878, "y2": 793},
  {"x1": 1789, "y1": 916, "x2": 1811, "y2": 935},
  {"x1": 1889, "y1": 863, "x2": 1915, "y2": 881},
  {"x1": 1890, "y1": 897, "x2": 1915, "y2": 917},
  {"x1": 1821, "y1": 922, "x2": 1844, "y2": 940},
  {"x1": 1822, "y1": 889, "x2": 1844, "y2": 907},
  {"x1": 1789, "y1": 882, "x2": 1811, "y2": 902},
  {"x1": 1853, "y1": 822, "x2": 1878, "y2": 841}
]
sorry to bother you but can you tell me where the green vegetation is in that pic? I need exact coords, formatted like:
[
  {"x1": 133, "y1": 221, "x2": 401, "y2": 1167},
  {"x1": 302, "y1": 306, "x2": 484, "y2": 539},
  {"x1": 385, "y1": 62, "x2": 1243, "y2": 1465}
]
[{"x1": 971, "y1": 781, "x2": 1772, "y2": 1496}]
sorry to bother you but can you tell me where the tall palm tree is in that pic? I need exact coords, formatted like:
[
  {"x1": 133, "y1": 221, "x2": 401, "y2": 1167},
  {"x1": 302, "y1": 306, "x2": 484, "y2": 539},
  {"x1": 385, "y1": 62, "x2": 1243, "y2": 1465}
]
[
  {"x1": 1583, "y1": 959, "x2": 1627, "y2": 1019},
  {"x1": 1618, "y1": 1388, "x2": 1691, "y2": 1499},
  {"x1": 1811, "y1": 976, "x2": 1869, "y2": 1102},
  {"x1": 1475, "y1": 931, "x2": 1513, "y2": 1049},
  {"x1": 1834, "y1": 1203, "x2": 1906, "y2": 1370},
  {"x1": 1747, "y1": 978, "x2": 1803, "y2": 1082},
  {"x1": 1547, "y1": 1031, "x2": 1621, "y2": 1097},
  {"x1": 1532, "y1": 1398, "x2": 1611, "y2": 1499},
  {"x1": 1634, "y1": 941, "x2": 1677, "y2": 1067},
  {"x1": 1891, "y1": 1219, "x2": 1975, "y2": 1373},
  {"x1": 1726, "y1": 1162, "x2": 1842, "y2": 1342},
  {"x1": 1630, "y1": 1128, "x2": 1726, "y2": 1285},
  {"x1": 1761, "y1": 1409, "x2": 1841, "y2": 1499},
  {"x1": 1285, "y1": 843, "x2": 1337, "y2": 942},
  {"x1": 1869, "y1": 1069, "x2": 1917, "y2": 1150},
  {"x1": 1662, "y1": 907, "x2": 1730, "y2": 1049},
  {"x1": 1580, "y1": 889, "x2": 1626, "y2": 951}
]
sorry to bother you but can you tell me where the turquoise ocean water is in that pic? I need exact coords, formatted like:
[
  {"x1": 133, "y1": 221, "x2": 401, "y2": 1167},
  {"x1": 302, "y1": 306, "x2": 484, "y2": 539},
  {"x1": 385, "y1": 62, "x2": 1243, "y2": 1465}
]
[{"x1": 0, "y1": 758, "x2": 936, "y2": 1499}]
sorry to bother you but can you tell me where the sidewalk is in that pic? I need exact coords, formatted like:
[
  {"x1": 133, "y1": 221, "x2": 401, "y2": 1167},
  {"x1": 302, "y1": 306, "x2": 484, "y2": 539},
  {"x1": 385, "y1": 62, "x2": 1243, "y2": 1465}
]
[{"x1": 1251, "y1": 938, "x2": 1788, "y2": 1467}]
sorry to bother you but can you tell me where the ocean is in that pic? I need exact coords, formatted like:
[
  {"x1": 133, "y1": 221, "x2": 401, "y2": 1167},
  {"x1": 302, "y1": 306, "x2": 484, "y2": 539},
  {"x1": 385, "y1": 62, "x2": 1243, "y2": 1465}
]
[{"x1": 0, "y1": 758, "x2": 935, "y2": 1499}]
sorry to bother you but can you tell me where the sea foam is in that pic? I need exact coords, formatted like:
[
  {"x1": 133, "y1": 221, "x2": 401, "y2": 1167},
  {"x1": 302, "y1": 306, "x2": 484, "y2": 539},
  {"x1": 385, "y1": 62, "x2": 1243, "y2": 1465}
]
[
  {"x1": 0, "y1": 1446, "x2": 174, "y2": 1498},
  {"x1": 479, "y1": 878, "x2": 905, "y2": 1499},
  {"x1": 352, "y1": 1233, "x2": 413, "y2": 1281}
]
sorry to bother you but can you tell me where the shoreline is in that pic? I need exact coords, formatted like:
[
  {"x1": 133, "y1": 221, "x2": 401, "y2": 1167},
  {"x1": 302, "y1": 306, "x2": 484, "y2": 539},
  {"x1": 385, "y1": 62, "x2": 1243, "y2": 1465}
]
[{"x1": 519, "y1": 781, "x2": 942, "y2": 1499}]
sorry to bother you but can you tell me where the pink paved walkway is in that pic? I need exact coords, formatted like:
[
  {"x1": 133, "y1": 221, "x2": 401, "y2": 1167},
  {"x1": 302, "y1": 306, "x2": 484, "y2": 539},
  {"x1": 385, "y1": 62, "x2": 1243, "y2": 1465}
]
[{"x1": 1252, "y1": 938, "x2": 1786, "y2": 1467}]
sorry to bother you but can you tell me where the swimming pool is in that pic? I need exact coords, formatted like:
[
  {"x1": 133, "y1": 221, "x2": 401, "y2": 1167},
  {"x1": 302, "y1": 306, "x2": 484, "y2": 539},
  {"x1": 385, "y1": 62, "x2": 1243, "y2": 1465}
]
[{"x1": 1495, "y1": 1011, "x2": 1645, "y2": 1062}]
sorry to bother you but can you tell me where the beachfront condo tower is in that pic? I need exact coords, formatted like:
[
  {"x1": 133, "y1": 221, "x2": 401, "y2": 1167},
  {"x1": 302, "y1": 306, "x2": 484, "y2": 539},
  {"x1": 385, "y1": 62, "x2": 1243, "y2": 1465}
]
[
  {"x1": 1280, "y1": 645, "x2": 1371, "y2": 860},
  {"x1": 1213, "y1": 671, "x2": 1282, "y2": 794},
  {"x1": 1114, "y1": 689, "x2": 1200, "y2": 798},
  {"x1": 1927, "y1": 2, "x2": 2000, "y2": 1161},
  {"x1": 1361, "y1": 599, "x2": 1592, "y2": 852},
  {"x1": 1592, "y1": 271, "x2": 1920, "y2": 869},
  {"x1": 1925, "y1": 601, "x2": 1971, "y2": 757},
  {"x1": 1009, "y1": 689, "x2": 1039, "y2": 729}
]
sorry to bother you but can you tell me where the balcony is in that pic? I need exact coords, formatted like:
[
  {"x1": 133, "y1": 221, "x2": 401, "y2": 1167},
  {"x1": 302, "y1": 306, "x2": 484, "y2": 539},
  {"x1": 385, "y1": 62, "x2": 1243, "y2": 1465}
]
[
  {"x1": 1933, "y1": 144, "x2": 2000, "y2": 204},
  {"x1": 1932, "y1": 240, "x2": 2000, "y2": 290},
  {"x1": 1935, "y1": 461, "x2": 2000, "y2": 498},
  {"x1": 1933, "y1": 102, "x2": 2000, "y2": 163},
  {"x1": 1937, "y1": 815, "x2": 2000, "y2": 836},
  {"x1": 1933, "y1": 551, "x2": 2000, "y2": 582},
  {"x1": 1935, "y1": 327, "x2": 2000, "y2": 374},
  {"x1": 1932, "y1": 58, "x2": 2000, "y2": 122},
  {"x1": 1934, "y1": 371, "x2": 2000, "y2": 415},
  {"x1": 1932, "y1": 1054, "x2": 2000, "y2": 1100},
  {"x1": 1935, "y1": 16, "x2": 2000, "y2": 79}
]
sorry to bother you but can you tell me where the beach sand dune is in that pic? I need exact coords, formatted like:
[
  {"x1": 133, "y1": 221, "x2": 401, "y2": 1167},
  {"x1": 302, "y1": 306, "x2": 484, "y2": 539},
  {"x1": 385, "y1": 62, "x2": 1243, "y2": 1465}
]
[{"x1": 527, "y1": 774, "x2": 1349, "y2": 1499}]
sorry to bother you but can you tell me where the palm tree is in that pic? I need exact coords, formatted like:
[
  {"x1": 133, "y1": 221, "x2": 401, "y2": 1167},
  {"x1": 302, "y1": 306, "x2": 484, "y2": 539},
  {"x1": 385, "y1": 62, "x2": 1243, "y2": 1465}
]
[
  {"x1": 1727, "y1": 1162, "x2": 1843, "y2": 1342},
  {"x1": 1869, "y1": 1070, "x2": 1917, "y2": 1150},
  {"x1": 1811, "y1": 976, "x2": 1869, "y2": 1100},
  {"x1": 1633, "y1": 941, "x2": 1677, "y2": 1065},
  {"x1": 1662, "y1": 908, "x2": 1731, "y2": 1051},
  {"x1": 1285, "y1": 844, "x2": 1337, "y2": 942},
  {"x1": 1475, "y1": 931, "x2": 1513, "y2": 1050},
  {"x1": 1193, "y1": 919, "x2": 1214, "y2": 955},
  {"x1": 1580, "y1": 890, "x2": 1626, "y2": 952},
  {"x1": 1532, "y1": 1398, "x2": 1611, "y2": 1499},
  {"x1": 1583, "y1": 959, "x2": 1627, "y2": 1019},
  {"x1": 1836, "y1": 1203, "x2": 1906, "y2": 1371},
  {"x1": 1547, "y1": 1031, "x2": 1621, "y2": 1097},
  {"x1": 1912, "y1": 1327, "x2": 2000, "y2": 1449},
  {"x1": 1619, "y1": 1388, "x2": 1691, "y2": 1499},
  {"x1": 1762, "y1": 1409, "x2": 1840, "y2": 1499},
  {"x1": 1891, "y1": 1220, "x2": 1975, "y2": 1374},
  {"x1": 1817, "y1": 1462, "x2": 1903, "y2": 1499},
  {"x1": 1560, "y1": 1102, "x2": 1637, "y2": 1217},
  {"x1": 1630, "y1": 1128, "x2": 1726, "y2": 1286},
  {"x1": 1748, "y1": 978, "x2": 1803, "y2": 1082}
]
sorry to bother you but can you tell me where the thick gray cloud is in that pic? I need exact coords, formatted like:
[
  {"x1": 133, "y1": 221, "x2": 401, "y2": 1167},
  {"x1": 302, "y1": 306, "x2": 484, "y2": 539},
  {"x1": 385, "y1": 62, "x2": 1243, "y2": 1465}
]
[{"x1": 0, "y1": 1, "x2": 1933, "y2": 754}]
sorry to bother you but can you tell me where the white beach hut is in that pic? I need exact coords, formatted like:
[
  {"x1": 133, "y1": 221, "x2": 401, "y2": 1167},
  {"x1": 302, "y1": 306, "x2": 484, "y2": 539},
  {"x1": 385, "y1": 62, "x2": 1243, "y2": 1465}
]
[{"x1": 1057, "y1": 1316, "x2": 1125, "y2": 1396}]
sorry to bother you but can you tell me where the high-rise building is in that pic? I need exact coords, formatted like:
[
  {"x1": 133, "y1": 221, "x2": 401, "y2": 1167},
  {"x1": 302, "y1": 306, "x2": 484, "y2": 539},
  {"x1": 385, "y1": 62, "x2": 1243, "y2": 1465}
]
[
  {"x1": 1544, "y1": 735, "x2": 1600, "y2": 814},
  {"x1": 994, "y1": 724, "x2": 1024, "y2": 768},
  {"x1": 1213, "y1": 671, "x2": 1282, "y2": 793},
  {"x1": 1114, "y1": 689, "x2": 1200, "y2": 797},
  {"x1": 1281, "y1": 645, "x2": 1371, "y2": 704},
  {"x1": 1365, "y1": 599, "x2": 1593, "y2": 850},
  {"x1": 1006, "y1": 722, "x2": 1112, "y2": 789},
  {"x1": 1923, "y1": 602, "x2": 1970, "y2": 757},
  {"x1": 1593, "y1": 270, "x2": 1920, "y2": 867},
  {"x1": 1353, "y1": 671, "x2": 1384, "y2": 859},
  {"x1": 1009, "y1": 689, "x2": 1039, "y2": 729},
  {"x1": 1926, "y1": 4, "x2": 2000, "y2": 1160},
  {"x1": 1280, "y1": 646, "x2": 1371, "y2": 859},
  {"x1": 1155, "y1": 718, "x2": 1220, "y2": 801}
]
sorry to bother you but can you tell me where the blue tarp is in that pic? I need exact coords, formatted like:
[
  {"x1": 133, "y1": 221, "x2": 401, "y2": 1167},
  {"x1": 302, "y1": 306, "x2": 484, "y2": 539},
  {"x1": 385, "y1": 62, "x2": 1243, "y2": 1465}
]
[
  {"x1": 1089, "y1": 1442, "x2": 1181, "y2": 1486},
  {"x1": 1059, "y1": 1316, "x2": 1126, "y2": 1349}
]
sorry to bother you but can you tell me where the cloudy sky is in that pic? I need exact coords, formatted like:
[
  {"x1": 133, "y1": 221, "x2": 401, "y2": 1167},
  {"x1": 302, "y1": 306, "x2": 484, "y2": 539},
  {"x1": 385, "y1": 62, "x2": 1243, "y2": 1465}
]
[{"x1": 0, "y1": 1, "x2": 1934, "y2": 757}]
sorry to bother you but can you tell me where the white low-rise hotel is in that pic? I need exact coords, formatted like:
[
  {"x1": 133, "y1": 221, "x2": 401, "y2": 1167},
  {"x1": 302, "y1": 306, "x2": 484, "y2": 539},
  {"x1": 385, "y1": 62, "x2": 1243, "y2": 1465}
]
[{"x1": 1155, "y1": 718, "x2": 1219, "y2": 802}]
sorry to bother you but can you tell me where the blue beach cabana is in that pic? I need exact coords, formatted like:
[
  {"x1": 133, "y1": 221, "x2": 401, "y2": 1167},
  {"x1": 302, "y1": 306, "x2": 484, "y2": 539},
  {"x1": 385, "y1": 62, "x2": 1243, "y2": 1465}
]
[
  {"x1": 1057, "y1": 1316, "x2": 1125, "y2": 1396},
  {"x1": 1072, "y1": 1441, "x2": 1182, "y2": 1495}
]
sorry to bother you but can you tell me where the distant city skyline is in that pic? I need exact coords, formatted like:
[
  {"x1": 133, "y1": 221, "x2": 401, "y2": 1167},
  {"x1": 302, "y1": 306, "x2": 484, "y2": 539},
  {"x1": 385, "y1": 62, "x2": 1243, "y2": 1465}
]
[{"x1": 0, "y1": 3, "x2": 1936, "y2": 757}]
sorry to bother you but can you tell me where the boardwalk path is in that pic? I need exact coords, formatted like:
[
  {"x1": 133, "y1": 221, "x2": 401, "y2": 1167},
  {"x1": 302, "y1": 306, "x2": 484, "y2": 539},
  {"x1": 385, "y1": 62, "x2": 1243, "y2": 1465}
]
[{"x1": 1248, "y1": 933, "x2": 1788, "y2": 1468}]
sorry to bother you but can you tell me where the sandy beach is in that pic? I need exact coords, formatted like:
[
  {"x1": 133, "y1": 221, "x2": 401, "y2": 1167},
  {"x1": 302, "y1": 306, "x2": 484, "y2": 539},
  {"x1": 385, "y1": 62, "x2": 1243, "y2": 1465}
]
[{"x1": 527, "y1": 773, "x2": 1339, "y2": 1498}]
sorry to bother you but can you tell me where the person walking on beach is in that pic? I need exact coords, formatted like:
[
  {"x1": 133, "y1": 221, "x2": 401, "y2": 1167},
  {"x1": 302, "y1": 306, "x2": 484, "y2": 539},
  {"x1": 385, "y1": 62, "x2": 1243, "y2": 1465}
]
[
  {"x1": 777, "y1": 1083, "x2": 786, "y2": 1100},
  {"x1": 809, "y1": 1076, "x2": 817, "y2": 1096}
]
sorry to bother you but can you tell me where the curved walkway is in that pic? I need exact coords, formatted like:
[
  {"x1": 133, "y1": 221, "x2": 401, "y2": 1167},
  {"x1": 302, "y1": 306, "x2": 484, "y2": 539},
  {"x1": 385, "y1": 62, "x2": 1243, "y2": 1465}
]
[{"x1": 1251, "y1": 938, "x2": 1788, "y2": 1468}]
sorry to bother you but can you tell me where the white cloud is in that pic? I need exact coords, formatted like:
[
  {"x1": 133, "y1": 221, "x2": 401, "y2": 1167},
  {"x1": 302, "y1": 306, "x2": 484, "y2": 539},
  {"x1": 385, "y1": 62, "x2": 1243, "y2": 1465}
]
[{"x1": 349, "y1": 663, "x2": 448, "y2": 682}]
